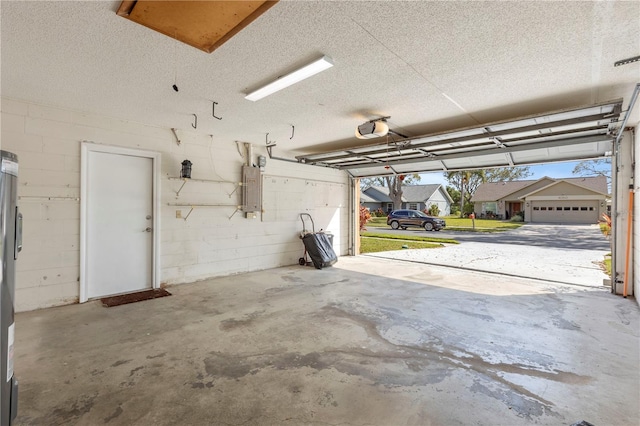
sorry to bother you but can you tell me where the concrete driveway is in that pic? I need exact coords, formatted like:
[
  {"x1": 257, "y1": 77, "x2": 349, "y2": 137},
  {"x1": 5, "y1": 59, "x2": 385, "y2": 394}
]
[{"x1": 366, "y1": 224, "x2": 610, "y2": 286}]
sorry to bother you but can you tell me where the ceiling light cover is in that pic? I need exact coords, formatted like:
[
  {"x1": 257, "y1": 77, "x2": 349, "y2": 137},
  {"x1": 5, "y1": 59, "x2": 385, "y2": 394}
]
[
  {"x1": 356, "y1": 121, "x2": 389, "y2": 139},
  {"x1": 245, "y1": 55, "x2": 334, "y2": 101}
]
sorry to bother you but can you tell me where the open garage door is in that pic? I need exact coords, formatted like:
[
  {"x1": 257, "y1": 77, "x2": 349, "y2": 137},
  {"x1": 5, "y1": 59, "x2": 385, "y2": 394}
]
[
  {"x1": 296, "y1": 98, "x2": 638, "y2": 297},
  {"x1": 297, "y1": 100, "x2": 623, "y2": 177}
]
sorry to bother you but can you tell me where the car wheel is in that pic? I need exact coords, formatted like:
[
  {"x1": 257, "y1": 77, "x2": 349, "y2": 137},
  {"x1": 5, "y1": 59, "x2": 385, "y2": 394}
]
[
  {"x1": 390, "y1": 221, "x2": 400, "y2": 229},
  {"x1": 424, "y1": 222, "x2": 434, "y2": 231},
  {"x1": 299, "y1": 257, "x2": 306, "y2": 266}
]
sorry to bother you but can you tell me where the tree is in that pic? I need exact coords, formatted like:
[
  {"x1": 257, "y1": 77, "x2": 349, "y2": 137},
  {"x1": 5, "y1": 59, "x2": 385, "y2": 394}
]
[
  {"x1": 359, "y1": 174, "x2": 420, "y2": 189},
  {"x1": 444, "y1": 170, "x2": 485, "y2": 217},
  {"x1": 444, "y1": 167, "x2": 532, "y2": 216},
  {"x1": 572, "y1": 158, "x2": 611, "y2": 184},
  {"x1": 446, "y1": 186, "x2": 460, "y2": 202},
  {"x1": 484, "y1": 167, "x2": 533, "y2": 183},
  {"x1": 360, "y1": 173, "x2": 421, "y2": 211}
]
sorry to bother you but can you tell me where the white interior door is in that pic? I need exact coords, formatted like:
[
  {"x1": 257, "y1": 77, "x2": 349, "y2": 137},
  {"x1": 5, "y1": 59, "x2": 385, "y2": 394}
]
[{"x1": 83, "y1": 146, "x2": 156, "y2": 300}]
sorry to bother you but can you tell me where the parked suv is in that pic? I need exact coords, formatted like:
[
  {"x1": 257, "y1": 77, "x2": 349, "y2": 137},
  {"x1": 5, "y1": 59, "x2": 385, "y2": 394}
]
[{"x1": 387, "y1": 209, "x2": 446, "y2": 231}]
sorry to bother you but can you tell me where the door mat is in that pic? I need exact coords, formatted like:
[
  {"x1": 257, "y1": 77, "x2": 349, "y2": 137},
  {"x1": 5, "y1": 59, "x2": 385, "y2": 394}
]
[{"x1": 100, "y1": 288, "x2": 171, "y2": 307}]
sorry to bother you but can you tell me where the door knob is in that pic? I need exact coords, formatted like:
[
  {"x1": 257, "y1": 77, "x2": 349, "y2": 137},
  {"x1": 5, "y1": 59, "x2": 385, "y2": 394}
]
[{"x1": 144, "y1": 227, "x2": 152, "y2": 232}]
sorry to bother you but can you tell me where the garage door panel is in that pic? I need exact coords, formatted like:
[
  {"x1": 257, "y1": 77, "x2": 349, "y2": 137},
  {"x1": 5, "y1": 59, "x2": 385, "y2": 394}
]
[
  {"x1": 298, "y1": 100, "x2": 622, "y2": 177},
  {"x1": 531, "y1": 201, "x2": 599, "y2": 224}
]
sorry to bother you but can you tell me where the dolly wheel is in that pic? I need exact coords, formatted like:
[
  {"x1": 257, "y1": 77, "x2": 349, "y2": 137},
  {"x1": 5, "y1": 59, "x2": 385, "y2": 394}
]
[{"x1": 299, "y1": 257, "x2": 306, "y2": 266}]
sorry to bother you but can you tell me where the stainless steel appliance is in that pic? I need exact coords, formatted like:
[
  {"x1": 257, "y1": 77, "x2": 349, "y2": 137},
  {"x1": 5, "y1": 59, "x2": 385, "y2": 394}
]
[{"x1": 0, "y1": 151, "x2": 21, "y2": 425}]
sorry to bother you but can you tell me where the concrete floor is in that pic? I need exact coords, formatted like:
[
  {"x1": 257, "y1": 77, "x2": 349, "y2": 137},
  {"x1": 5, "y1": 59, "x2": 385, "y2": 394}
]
[{"x1": 13, "y1": 257, "x2": 640, "y2": 425}]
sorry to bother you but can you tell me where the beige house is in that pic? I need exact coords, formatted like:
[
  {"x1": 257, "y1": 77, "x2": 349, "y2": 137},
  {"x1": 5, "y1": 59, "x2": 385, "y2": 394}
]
[{"x1": 471, "y1": 176, "x2": 608, "y2": 224}]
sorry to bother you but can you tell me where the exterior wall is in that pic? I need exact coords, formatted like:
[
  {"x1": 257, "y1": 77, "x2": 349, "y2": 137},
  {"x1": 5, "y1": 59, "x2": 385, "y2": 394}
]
[
  {"x1": 523, "y1": 182, "x2": 607, "y2": 223},
  {"x1": 361, "y1": 202, "x2": 380, "y2": 212},
  {"x1": 426, "y1": 189, "x2": 450, "y2": 216},
  {"x1": 503, "y1": 178, "x2": 555, "y2": 200},
  {"x1": 1, "y1": 98, "x2": 350, "y2": 311},
  {"x1": 532, "y1": 181, "x2": 601, "y2": 197}
]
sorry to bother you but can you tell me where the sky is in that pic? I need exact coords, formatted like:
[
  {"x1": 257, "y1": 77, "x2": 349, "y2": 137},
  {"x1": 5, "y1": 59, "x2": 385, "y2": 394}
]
[{"x1": 419, "y1": 160, "x2": 583, "y2": 187}]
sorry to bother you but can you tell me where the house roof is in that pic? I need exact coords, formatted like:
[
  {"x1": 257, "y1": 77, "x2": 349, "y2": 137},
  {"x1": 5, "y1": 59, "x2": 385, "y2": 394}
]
[
  {"x1": 471, "y1": 179, "x2": 542, "y2": 202},
  {"x1": 471, "y1": 176, "x2": 608, "y2": 202},
  {"x1": 400, "y1": 184, "x2": 444, "y2": 203},
  {"x1": 359, "y1": 192, "x2": 377, "y2": 203},
  {"x1": 362, "y1": 184, "x2": 450, "y2": 203},
  {"x1": 362, "y1": 186, "x2": 392, "y2": 203}
]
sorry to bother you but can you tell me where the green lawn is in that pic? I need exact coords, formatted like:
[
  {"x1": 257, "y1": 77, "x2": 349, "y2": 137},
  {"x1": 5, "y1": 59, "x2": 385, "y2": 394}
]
[
  {"x1": 367, "y1": 217, "x2": 389, "y2": 227},
  {"x1": 359, "y1": 231, "x2": 458, "y2": 254},
  {"x1": 360, "y1": 237, "x2": 443, "y2": 253},
  {"x1": 364, "y1": 215, "x2": 523, "y2": 232},
  {"x1": 603, "y1": 254, "x2": 611, "y2": 275},
  {"x1": 443, "y1": 216, "x2": 523, "y2": 232},
  {"x1": 360, "y1": 231, "x2": 458, "y2": 244}
]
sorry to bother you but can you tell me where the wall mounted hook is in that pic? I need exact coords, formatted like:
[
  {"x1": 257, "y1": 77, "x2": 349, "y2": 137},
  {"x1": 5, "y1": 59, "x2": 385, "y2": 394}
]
[
  {"x1": 171, "y1": 128, "x2": 181, "y2": 146},
  {"x1": 266, "y1": 133, "x2": 276, "y2": 146},
  {"x1": 212, "y1": 101, "x2": 222, "y2": 120},
  {"x1": 290, "y1": 125, "x2": 295, "y2": 140},
  {"x1": 192, "y1": 114, "x2": 198, "y2": 129}
]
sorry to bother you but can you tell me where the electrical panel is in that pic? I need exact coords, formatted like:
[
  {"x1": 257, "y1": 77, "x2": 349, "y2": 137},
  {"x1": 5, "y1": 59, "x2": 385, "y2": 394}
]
[{"x1": 242, "y1": 165, "x2": 261, "y2": 213}]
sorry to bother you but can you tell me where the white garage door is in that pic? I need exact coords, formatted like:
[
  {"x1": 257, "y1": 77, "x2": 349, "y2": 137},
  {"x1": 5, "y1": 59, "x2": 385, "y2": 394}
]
[{"x1": 530, "y1": 201, "x2": 599, "y2": 224}]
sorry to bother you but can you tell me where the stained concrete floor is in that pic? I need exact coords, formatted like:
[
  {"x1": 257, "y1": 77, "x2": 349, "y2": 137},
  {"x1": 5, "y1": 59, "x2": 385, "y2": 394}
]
[{"x1": 13, "y1": 257, "x2": 640, "y2": 426}]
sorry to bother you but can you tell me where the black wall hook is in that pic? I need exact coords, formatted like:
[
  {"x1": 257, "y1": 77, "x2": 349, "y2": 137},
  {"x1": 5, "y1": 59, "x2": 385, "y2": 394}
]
[
  {"x1": 192, "y1": 114, "x2": 198, "y2": 129},
  {"x1": 212, "y1": 102, "x2": 222, "y2": 120},
  {"x1": 290, "y1": 125, "x2": 295, "y2": 139}
]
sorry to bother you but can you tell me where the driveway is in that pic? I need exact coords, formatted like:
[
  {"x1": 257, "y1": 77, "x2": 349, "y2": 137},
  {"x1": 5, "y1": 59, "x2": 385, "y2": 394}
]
[{"x1": 365, "y1": 224, "x2": 610, "y2": 286}]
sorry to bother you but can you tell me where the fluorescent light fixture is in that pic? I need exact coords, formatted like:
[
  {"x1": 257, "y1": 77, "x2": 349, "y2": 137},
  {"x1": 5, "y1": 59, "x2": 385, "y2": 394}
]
[{"x1": 245, "y1": 55, "x2": 334, "y2": 101}]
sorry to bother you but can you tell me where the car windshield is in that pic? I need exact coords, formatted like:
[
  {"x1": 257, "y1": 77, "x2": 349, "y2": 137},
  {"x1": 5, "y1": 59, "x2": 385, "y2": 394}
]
[{"x1": 414, "y1": 211, "x2": 429, "y2": 218}]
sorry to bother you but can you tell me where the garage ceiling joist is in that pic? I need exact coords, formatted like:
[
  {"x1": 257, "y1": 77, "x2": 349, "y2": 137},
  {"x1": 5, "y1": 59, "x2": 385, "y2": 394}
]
[{"x1": 297, "y1": 100, "x2": 623, "y2": 178}]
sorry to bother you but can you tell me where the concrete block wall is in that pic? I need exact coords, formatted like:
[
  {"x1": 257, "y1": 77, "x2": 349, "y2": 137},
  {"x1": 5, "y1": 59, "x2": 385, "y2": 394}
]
[
  {"x1": 634, "y1": 125, "x2": 639, "y2": 304},
  {"x1": 1, "y1": 98, "x2": 350, "y2": 311}
]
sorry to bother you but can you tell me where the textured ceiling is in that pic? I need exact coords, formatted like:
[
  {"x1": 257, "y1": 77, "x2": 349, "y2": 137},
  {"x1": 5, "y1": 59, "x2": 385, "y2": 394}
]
[{"x1": 1, "y1": 1, "x2": 639, "y2": 159}]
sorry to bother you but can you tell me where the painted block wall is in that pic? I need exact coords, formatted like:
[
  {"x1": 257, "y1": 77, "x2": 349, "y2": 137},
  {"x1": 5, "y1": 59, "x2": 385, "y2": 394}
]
[
  {"x1": 0, "y1": 98, "x2": 350, "y2": 311},
  {"x1": 427, "y1": 189, "x2": 451, "y2": 216},
  {"x1": 634, "y1": 125, "x2": 639, "y2": 304},
  {"x1": 614, "y1": 131, "x2": 634, "y2": 296}
]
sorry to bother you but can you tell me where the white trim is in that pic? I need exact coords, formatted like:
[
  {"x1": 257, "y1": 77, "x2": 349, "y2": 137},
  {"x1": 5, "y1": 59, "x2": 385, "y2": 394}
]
[{"x1": 80, "y1": 142, "x2": 161, "y2": 303}]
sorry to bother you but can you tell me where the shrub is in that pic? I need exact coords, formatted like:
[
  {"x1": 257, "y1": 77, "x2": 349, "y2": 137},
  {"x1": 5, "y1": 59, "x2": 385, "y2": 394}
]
[
  {"x1": 373, "y1": 207, "x2": 387, "y2": 217},
  {"x1": 359, "y1": 206, "x2": 372, "y2": 231},
  {"x1": 510, "y1": 211, "x2": 524, "y2": 222},
  {"x1": 600, "y1": 213, "x2": 611, "y2": 236},
  {"x1": 427, "y1": 203, "x2": 440, "y2": 216}
]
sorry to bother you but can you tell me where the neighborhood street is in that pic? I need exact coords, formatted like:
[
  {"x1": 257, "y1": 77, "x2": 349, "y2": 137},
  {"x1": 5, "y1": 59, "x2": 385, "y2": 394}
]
[{"x1": 364, "y1": 223, "x2": 611, "y2": 286}]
